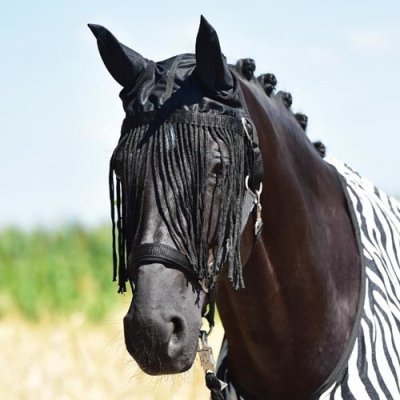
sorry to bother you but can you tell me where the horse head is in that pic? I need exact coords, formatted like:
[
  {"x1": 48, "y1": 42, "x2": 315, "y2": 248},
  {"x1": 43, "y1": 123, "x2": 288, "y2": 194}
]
[
  {"x1": 88, "y1": 14, "x2": 383, "y2": 399},
  {"x1": 89, "y1": 16, "x2": 257, "y2": 375}
]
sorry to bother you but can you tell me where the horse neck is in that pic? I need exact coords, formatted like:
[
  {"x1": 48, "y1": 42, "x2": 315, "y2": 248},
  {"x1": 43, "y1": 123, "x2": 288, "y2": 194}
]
[{"x1": 216, "y1": 80, "x2": 360, "y2": 399}]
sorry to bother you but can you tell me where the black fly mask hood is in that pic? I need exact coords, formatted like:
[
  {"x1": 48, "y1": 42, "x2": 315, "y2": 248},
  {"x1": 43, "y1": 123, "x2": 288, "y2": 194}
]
[{"x1": 89, "y1": 17, "x2": 262, "y2": 296}]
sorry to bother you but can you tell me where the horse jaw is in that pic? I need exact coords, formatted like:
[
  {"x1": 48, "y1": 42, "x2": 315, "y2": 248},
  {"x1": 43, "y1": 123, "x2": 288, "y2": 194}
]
[{"x1": 123, "y1": 263, "x2": 206, "y2": 375}]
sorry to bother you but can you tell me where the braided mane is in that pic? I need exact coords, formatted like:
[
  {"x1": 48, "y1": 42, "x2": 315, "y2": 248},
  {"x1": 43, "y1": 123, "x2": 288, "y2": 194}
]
[{"x1": 235, "y1": 58, "x2": 326, "y2": 158}]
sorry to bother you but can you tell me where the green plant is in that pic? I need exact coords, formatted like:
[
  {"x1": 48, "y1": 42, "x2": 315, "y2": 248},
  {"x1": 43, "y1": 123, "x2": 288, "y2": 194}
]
[{"x1": 0, "y1": 224, "x2": 119, "y2": 322}]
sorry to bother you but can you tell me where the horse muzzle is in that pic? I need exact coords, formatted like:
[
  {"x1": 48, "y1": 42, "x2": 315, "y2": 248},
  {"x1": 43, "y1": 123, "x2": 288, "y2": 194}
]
[{"x1": 123, "y1": 263, "x2": 204, "y2": 375}]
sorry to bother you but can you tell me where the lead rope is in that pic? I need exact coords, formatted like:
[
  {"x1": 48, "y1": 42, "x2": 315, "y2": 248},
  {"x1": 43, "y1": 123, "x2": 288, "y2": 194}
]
[{"x1": 198, "y1": 330, "x2": 228, "y2": 400}]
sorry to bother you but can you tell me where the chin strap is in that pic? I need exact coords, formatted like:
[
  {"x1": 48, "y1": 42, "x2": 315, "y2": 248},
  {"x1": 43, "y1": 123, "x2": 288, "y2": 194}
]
[{"x1": 198, "y1": 330, "x2": 228, "y2": 400}]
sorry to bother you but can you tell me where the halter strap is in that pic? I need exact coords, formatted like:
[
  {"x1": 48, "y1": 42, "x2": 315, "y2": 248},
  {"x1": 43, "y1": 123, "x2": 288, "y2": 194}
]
[
  {"x1": 134, "y1": 243, "x2": 194, "y2": 278},
  {"x1": 236, "y1": 73, "x2": 264, "y2": 192},
  {"x1": 133, "y1": 242, "x2": 212, "y2": 293}
]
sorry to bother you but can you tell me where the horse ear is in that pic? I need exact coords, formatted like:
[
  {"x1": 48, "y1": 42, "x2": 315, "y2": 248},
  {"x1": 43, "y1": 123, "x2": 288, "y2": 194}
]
[
  {"x1": 195, "y1": 16, "x2": 233, "y2": 91},
  {"x1": 88, "y1": 24, "x2": 148, "y2": 88}
]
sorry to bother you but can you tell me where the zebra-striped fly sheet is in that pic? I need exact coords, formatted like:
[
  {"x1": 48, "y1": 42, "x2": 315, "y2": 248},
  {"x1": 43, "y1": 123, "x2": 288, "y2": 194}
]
[{"x1": 216, "y1": 158, "x2": 400, "y2": 399}]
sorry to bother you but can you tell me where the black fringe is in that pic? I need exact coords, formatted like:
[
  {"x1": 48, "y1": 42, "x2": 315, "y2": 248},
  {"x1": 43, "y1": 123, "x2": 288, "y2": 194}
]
[{"x1": 109, "y1": 117, "x2": 250, "y2": 293}]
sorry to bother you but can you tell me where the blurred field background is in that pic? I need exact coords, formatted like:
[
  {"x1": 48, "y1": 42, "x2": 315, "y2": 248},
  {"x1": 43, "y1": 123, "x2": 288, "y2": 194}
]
[
  {"x1": 0, "y1": 225, "x2": 223, "y2": 399},
  {"x1": 2, "y1": 1, "x2": 399, "y2": 399}
]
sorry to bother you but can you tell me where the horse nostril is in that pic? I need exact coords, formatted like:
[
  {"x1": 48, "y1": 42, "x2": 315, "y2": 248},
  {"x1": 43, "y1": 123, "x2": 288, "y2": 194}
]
[
  {"x1": 171, "y1": 316, "x2": 185, "y2": 341},
  {"x1": 168, "y1": 315, "x2": 187, "y2": 359}
]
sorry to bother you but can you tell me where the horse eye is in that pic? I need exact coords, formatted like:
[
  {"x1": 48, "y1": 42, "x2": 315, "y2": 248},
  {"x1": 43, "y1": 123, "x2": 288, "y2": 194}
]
[{"x1": 211, "y1": 162, "x2": 223, "y2": 176}]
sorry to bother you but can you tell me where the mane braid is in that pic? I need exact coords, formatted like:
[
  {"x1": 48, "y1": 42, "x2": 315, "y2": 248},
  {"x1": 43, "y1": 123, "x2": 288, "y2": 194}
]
[{"x1": 109, "y1": 116, "x2": 248, "y2": 292}]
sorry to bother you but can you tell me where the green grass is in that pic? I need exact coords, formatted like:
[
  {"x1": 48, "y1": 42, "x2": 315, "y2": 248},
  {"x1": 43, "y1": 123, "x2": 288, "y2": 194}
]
[{"x1": 0, "y1": 224, "x2": 120, "y2": 322}]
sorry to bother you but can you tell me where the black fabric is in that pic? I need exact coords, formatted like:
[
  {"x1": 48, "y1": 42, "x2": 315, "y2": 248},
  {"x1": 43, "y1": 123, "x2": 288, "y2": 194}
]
[
  {"x1": 110, "y1": 113, "x2": 255, "y2": 293},
  {"x1": 108, "y1": 51, "x2": 265, "y2": 295},
  {"x1": 119, "y1": 54, "x2": 244, "y2": 119},
  {"x1": 195, "y1": 15, "x2": 234, "y2": 93},
  {"x1": 88, "y1": 24, "x2": 150, "y2": 88},
  {"x1": 121, "y1": 109, "x2": 246, "y2": 136}
]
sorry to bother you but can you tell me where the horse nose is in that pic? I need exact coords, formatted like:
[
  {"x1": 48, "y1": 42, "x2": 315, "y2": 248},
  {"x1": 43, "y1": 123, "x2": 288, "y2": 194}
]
[
  {"x1": 122, "y1": 263, "x2": 203, "y2": 374},
  {"x1": 168, "y1": 315, "x2": 187, "y2": 355},
  {"x1": 123, "y1": 304, "x2": 189, "y2": 374}
]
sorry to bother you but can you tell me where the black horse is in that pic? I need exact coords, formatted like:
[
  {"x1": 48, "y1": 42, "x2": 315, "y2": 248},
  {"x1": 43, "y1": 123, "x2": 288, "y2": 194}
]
[{"x1": 89, "y1": 17, "x2": 400, "y2": 399}]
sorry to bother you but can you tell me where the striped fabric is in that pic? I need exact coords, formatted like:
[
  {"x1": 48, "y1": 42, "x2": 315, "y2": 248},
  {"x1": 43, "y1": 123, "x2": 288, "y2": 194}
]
[{"x1": 216, "y1": 158, "x2": 400, "y2": 399}]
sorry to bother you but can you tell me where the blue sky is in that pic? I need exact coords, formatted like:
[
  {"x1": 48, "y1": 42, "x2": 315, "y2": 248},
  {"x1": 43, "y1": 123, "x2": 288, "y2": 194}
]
[{"x1": 1, "y1": 1, "x2": 399, "y2": 227}]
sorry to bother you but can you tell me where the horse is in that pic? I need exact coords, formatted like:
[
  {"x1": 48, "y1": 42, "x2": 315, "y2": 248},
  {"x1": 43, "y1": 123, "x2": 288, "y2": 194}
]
[{"x1": 89, "y1": 16, "x2": 400, "y2": 399}]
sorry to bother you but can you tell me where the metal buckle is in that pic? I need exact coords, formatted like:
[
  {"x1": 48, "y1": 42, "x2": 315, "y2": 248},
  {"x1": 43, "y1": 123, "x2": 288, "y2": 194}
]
[
  {"x1": 241, "y1": 117, "x2": 253, "y2": 143},
  {"x1": 254, "y1": 183, "x2": 263, "y2": 237},
  {"x1": 198, "y1": 330, "x2": 215, "y2": 373},
  {"x1": 199, "y1": 277, "x2": 209, "y2": 293},
  {"x1": 245, "y1": 176, "x2": 263, "y2": 237},
  {"x1": 244, "y1": 174, "x2": 250, "y2": 191},
  {"x1": 198, "y1": 261, "x2": 216, "y2": 294},
  {"x1": 198, "y1": 330, "x2": 228, "y2": 391}
]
